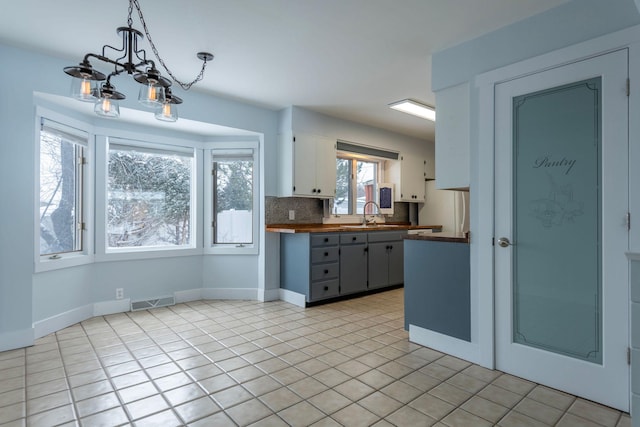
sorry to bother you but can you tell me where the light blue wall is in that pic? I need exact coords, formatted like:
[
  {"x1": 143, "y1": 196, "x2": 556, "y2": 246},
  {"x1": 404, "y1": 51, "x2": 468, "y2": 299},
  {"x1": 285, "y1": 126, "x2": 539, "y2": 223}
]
[{"x1": 432, "y1": 0, "x2": 640, "y2": 91}]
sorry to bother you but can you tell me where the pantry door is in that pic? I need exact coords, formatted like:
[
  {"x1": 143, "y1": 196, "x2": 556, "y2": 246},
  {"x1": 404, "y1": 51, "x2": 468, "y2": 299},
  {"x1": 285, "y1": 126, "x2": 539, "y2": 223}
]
[{"x1": 494, "y1": 49, "x2": 629, "y2": 411}]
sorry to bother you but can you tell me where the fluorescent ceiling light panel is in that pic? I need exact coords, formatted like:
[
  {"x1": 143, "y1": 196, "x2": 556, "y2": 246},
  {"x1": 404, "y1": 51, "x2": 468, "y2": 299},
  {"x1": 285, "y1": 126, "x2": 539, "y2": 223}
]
[{"x1": 389, "y1": 99, "x2": 436, "y2": 121}]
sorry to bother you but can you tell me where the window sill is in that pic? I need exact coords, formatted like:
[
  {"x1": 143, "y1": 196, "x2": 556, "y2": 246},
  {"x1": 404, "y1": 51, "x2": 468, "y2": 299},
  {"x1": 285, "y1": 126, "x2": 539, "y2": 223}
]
[
  {"x1": 206, "y1": 245, "x2": 258, "y2": 255},
  {"x1": 97, "y1": 246, "x2": 202, "y2": 262},
  {"x1": 35, "y1": 253, "x2": 94, "y2": 273}
]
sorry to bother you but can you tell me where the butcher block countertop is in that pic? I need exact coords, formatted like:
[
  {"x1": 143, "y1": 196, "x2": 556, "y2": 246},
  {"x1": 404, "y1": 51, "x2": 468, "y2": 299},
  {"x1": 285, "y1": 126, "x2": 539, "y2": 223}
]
[
  {"x1": 266, "y1": 223, "x2": 443, "y2": 234},
  {"x1": 404, "y1": 231, "x2": 470, "y2": 244}
]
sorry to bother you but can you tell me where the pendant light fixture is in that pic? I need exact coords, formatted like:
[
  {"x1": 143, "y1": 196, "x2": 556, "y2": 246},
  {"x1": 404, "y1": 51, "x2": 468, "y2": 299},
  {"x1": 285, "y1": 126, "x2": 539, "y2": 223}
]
[
  {"x1": 63, "y1": 0, "x2": 213, "y2": 122},
  {"x1": 94, "y1": 83, "x2": 126, "y2": 118},
  {"x1": 155, "y1": 88, "x2": 183, "y2": 122}
]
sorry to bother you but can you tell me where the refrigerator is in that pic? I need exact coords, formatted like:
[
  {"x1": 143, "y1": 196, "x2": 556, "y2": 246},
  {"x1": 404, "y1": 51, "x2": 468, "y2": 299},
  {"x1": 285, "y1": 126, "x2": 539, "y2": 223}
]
[{"x1": 419, "y1": 180, "x2": 470, "y2": 234}]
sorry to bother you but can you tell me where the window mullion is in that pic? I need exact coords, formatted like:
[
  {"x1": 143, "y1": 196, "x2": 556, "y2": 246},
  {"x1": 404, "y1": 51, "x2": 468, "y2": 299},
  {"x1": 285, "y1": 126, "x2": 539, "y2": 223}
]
[{"x1": 350, "y1": 159, "x2": 357, "y2": 215}]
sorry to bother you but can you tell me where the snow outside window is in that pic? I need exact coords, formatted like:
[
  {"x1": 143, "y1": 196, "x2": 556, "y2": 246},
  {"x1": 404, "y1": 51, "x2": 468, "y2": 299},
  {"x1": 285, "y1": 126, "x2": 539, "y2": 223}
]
[
  {"x1": 39, "y1": 119, "x2": 87, "y2": 257},
  {"x1": 212, "y1": 149, "x2": 254, "y2": 246},
  {"x1": 107, "y1": 142, "x2": 194, "y2": 249}
]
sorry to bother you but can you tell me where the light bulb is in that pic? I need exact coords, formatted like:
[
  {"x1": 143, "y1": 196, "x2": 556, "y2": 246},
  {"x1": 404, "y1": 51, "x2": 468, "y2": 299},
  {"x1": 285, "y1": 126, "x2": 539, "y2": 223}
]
[
  {"x1": 102, "y1": 98, "x2": 111, "y2": 113},
  {"x1": 149, "y1": 85, "x2": 158, "y2": 101},
  {"x1": 80, "y1": 79, "x2": 92, "y2": 97}
]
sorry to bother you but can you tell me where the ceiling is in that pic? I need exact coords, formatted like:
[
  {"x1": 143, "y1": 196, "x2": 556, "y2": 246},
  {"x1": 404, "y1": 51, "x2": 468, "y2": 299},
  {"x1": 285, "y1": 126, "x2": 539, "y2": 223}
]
[{"x1": 0, "y1": 0, "x2": 569, "y2": 140}]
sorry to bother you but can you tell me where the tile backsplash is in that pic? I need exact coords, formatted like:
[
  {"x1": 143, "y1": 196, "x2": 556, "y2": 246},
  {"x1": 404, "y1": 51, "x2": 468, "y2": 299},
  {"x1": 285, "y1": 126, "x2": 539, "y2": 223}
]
[{"x1": 266, "y1": 196, "x2": 410, "y2": 224}]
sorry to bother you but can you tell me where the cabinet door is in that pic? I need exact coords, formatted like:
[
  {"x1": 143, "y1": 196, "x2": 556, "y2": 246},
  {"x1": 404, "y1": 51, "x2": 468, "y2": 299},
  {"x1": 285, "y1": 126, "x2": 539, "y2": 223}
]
[
  {"x1": 401, "y1": 156, "x2": 426, "y2": 202},
  {"x1": 435, "y1": 82, "x2": 470, "y2": 189},
  {"x1": 387, "y1": 240, "x2": 404, "y2": 285},
  {"x1": 340, "y1": 244, "x2": 368, "y2": 295},
  {"x1": 315, "y1": 136, "x2": 337, "y2": 198},
  {"x1": 293, "y1": 135, "x2": 318, "y2": 196},
  {"x1": 367, "y1": 242, "x2": 389, "y2": 289}
]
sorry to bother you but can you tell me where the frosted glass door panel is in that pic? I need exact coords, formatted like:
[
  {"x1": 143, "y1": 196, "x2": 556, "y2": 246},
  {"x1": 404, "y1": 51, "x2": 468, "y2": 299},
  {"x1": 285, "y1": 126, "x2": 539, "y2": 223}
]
[{"x1": 512, "y1": 78, "x2": 601, "y2": 364}]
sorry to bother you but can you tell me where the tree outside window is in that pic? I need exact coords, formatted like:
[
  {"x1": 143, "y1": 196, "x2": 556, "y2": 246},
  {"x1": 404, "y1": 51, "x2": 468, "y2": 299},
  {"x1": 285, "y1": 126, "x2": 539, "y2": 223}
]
[
  {"x1": 213, "y1": 151, "x2": 254, "y2": 245},
  {"x1": 335, "y1": 157, "x2": 378, "y2": 215},
  {"x1": 39, "y1": 123, "x2": 85, "y2": 256},
  {"x1": 107, "y1": 144, "x2": 193, "y2": 248}
]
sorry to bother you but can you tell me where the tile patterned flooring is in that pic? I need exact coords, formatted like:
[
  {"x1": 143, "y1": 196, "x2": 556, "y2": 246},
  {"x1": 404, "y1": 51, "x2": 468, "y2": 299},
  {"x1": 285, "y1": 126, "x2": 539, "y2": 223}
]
[{"x1": 0, "y1": 289, "x2": 631, "y2": 426}]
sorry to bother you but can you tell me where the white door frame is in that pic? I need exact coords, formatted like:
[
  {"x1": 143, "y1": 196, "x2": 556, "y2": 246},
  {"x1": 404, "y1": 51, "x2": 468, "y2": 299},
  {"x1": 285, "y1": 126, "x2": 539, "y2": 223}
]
[
  {"x1": 494, "y1": 50, "x2": 629, "y2": 410},
  {"x1": 473, "y1": 25, "x2": 640, "y2": 412}
]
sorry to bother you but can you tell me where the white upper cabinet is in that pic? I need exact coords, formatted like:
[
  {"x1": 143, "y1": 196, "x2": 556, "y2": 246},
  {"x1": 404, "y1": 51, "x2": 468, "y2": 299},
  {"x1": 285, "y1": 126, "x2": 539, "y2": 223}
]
[
  {"x1": 278, "y1": 132, "x2": 337, "y2": 198},
  {"x1": 435, "y1": 82, "x2": 470, "y2": 190},
  {"x1": 388, "y1": 154, "x2": 427, "y2": 202}
]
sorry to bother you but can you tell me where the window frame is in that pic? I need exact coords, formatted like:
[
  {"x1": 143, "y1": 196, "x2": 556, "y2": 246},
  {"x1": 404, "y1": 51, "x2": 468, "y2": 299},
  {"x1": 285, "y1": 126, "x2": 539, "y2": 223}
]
[
  {"x1": 34, "y1": 108, "x2": 94, "y2": 272},
  {"x1": 205, "y1": 141, "x2": 260, "y2": 255},
  {"x1": 334, "y1": 153, "x2": 383, "y2": 217},
  {"x1": 95, "y1": 135, "x2": 202, "y2": 261}
]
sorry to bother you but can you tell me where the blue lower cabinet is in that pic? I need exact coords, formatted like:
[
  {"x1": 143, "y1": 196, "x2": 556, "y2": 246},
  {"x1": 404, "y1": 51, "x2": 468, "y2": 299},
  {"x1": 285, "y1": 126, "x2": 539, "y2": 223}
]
[
  {"x1": 404, "y1": 239, "x2": 470, "y2": 341},
  {"x1": 281, "y1": 230, "x2": 406, "y2": 304}
]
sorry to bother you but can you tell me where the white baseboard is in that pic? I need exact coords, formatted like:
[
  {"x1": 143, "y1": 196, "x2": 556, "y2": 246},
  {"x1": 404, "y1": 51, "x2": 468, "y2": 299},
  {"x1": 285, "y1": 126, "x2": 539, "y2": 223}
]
[
  {"x1": 258, "y1": 288, "x2": 281, "y2": 302},
  {"x1": 33, "y1": 304, "x2": 93, "y2": 340},
  {"x1": 28, "y1": 287, "x2": 263, "y2": 348},
  {"x1": 409, "y1": 324, "x2": 480, "y2": 365},
  {"x1": 201, "y1": 288, "x2": 258, "y2": 300},
  {"x1": 94, "y1": 299, "x2": 131, "y2": 316},
  {"x1": 279, "y1": 289, "x2": 306, "y2": 308},
  {"x1": 0, "y1": 328, "x2": 34, "y2": 352},
  {"x1": 175, "y1": 289, "x2": 203, "y2": 304}
]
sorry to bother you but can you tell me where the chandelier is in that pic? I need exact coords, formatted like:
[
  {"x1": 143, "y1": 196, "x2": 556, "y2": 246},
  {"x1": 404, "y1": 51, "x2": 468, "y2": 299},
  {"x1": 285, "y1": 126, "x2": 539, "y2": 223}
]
[{"x1": 63, "y1": 0, "x2": 213, "y2": 122}]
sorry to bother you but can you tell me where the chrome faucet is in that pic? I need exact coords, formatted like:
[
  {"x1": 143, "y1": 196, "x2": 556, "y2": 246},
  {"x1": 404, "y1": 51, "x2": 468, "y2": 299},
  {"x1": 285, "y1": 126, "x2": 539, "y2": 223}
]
[{"x1": 362, "y1": 201, "x2": 381, "y2": 225}]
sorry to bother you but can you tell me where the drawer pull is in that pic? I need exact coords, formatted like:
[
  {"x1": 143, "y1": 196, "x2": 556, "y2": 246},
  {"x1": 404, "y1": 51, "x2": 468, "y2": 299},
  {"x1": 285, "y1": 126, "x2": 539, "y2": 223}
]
[
  {"x1": 324, "y1": 286, "x2": 329, "y2": 291},
  {"x1": 324, "y1": 269, "x2": 329, "y2": 274},
  {"x1": 352, "y1": 236, "x2": 357, "y2": 241},
  {"x1": 324, "y1": 238, "x2": 329, "y2": 242},
  {"x1": 324, "y1": 252, "x2": 329, "y2": 256}
]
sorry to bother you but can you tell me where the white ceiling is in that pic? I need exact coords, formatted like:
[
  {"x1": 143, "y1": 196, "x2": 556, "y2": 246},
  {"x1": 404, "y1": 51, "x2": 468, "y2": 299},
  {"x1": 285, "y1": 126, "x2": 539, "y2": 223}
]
[{"x1": 1, "y1": 0, "x2": 569, "y2": 140}]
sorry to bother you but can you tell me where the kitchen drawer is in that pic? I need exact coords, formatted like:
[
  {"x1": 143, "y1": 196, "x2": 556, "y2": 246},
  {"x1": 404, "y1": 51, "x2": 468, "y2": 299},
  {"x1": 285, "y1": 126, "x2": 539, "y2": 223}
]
[
  {"x1": 311, "y1": 263, "x2": 339, "y2": 281},
  {"x1": 367, "y1": 230, "x2": 406, "y2": 243},
  {"x1": 311, "y1": 247, "x2": 339, "y2": 264},
  {"x1": 311, "y1": 234, "x2": 339, "y2": 247},
  {"x1": 310, "y1": 280, "x2": 340, "y2": 301},
  {"x1": 340, "y1": 233, "x2": 367, "y2": 244}
]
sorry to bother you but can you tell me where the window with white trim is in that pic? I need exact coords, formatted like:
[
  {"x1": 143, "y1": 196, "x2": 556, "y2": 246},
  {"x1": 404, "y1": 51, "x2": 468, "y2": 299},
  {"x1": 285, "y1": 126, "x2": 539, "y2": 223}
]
[
  {"x1": 39, "y1": 119, "x2": 87, "y2": 257},
  {"x1": 211, "y1": 148, "x2": 255, "y2": 246},
  {"x1": 107, "y1": 141, "x2": 194, "y2": 249},
  {"x1": 335, "y1": 156, "x2": 380, "y2": 215}
]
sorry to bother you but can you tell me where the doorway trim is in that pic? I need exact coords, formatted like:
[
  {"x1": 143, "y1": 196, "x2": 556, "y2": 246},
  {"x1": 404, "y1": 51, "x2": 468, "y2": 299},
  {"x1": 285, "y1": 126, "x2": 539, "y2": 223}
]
[{"x1": 472, "y1": 24, "x2": 640, "y2": 411}]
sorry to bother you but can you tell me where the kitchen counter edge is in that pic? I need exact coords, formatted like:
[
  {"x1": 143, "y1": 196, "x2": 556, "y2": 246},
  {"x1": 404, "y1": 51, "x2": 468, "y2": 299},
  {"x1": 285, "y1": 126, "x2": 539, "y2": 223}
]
[
  {"x1": 404, "y1": 231, "x2": 470, "y2": 244},
  {"x1": 266, "y1": 224, "x2": 443, "y2": 234}
]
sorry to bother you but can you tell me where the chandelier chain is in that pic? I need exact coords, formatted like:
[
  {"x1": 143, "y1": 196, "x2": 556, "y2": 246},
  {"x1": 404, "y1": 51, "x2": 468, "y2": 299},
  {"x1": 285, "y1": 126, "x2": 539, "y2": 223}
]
[{"x1": 130, "y1": 0, "x2": 208, "y2": 90}]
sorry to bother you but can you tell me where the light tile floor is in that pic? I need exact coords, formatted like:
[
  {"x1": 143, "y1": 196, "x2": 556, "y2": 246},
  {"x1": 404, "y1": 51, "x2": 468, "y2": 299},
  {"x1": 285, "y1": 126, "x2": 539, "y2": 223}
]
[{"x1": 0, "y1": 289, "x2": 631, "y2": 426}]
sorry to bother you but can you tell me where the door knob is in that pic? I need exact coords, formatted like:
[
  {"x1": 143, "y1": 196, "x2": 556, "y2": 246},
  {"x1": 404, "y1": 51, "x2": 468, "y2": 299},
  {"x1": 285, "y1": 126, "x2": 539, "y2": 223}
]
[{"x1": 497, "y1": 237, "x2": 512, "y2": 248}]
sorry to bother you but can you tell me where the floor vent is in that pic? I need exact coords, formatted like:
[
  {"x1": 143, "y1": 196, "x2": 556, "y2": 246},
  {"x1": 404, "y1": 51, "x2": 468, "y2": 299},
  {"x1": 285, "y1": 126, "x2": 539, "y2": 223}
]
[{"x1": 131, "y1": 296, "x2": 175, "y2": 312}]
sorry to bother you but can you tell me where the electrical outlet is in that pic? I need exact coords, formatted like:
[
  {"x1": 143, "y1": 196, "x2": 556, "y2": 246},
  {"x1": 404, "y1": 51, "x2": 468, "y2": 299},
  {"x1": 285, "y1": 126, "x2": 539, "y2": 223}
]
[
  {"x1": 289, "y1": 210, "x2": 295, "y2": 220},
  {"x1": 115, "y1": 288, "x2": 124, "y2": 300}
]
